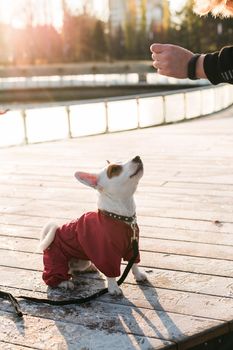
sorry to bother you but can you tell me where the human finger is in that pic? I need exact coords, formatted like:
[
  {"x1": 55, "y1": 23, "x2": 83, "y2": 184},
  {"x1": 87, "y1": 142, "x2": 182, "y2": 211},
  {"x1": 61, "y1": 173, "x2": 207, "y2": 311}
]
[
  {"x1": 150, "y1": 43, "x2": 164, "y2": 53},
  {"x1": 152, "y1": 60, "x2": 162, "y2": 70},
  {"x1": 151, "y1": 53, "x2": 157, "y2": 60},
  {"x1": 151, "y1": 51, "x2": 163, "y2": 60}
]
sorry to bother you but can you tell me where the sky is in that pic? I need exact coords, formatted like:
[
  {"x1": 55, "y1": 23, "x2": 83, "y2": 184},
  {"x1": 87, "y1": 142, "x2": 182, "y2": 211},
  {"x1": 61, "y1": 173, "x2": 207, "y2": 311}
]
[
  {"x1": 0, "y1": 0, "x2": 186, "y2": 29},
  {"x1": 170, "y1": 0, "x2": 186, "y2": 12}
]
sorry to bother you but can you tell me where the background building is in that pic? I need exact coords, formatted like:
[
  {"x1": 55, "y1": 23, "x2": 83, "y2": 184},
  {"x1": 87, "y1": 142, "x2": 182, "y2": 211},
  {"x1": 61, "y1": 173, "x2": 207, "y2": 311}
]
[{"x1": 108, "y1": 0, "x2": 170, "y2": 33}]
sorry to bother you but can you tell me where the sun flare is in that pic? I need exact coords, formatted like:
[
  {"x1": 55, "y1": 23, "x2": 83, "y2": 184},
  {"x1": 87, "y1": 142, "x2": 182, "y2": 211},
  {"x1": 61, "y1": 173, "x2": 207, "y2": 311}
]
[{"x1": 0, "y1": 0, "x2": 108, "y2": 29}]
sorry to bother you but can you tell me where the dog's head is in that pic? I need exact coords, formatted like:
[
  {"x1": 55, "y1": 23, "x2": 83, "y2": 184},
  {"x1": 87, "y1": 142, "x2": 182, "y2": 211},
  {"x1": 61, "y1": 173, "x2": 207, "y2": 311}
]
[{"x1": 75, "y1": 156, "x2": 143, "y2": 198}]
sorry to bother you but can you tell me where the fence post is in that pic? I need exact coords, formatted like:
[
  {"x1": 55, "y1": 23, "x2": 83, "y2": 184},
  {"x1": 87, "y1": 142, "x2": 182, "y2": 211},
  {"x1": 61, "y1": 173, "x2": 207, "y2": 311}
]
[
  {"x1": 104, "y1": 100, "x2": 109, "y2": 133},
  {"x1": 136, "y1": 97, "x2": 140, "y2": 128},
  {"x1": 66, "y1": 106, "x2": 72, "y2": 139},
  {"x1": 21, "y1": 109, "x2": 28, "y2": 145}
]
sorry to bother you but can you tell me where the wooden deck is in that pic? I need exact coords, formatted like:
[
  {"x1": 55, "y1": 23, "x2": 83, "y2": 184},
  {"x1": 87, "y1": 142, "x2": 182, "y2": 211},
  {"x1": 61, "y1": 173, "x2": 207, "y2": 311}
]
[{"x1": 1, "y1": 105, "x2": 233, "y2": 349}]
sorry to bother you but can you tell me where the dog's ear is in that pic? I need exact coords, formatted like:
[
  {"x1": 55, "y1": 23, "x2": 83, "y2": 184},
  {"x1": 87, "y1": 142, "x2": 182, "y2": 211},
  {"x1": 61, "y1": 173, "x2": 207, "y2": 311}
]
[{"x1": 74, "y1": 171, "x2": 98, "y2": 189}]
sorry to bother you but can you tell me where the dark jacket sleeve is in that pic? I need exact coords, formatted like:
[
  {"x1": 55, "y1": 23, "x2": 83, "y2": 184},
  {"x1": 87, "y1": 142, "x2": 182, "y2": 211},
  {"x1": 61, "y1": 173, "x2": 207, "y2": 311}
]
[{"x1": 203, "y1": 46, "x2": 233, "y2": 85}]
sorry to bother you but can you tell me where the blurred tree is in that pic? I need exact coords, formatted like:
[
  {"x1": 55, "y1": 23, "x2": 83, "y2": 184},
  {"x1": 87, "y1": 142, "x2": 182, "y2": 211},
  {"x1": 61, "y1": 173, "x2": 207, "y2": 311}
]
[
  {"x1": 137, "y1": 0, "x2": 148, "y2": 58},
  {"x1": 124, "y1": 0, "x2": 137, "y2": 58},
  {"x1": 19, "y1": 0, "x2": 36, "y2": 64},
  {"x1": 92, "y1": 20, "x2": 107, "y2": 61},
  {"x1": 109, "y1": 25, "x2": 125, "y2": 60},
  {"x1": 33, "y1": 25, "x2": 62, "y2": 63},
  {"x1": 61, "y1": 0, "x2": 75, "y2": 61},
  {"x1": 0, "y1": 24, "x2": 10, "y2": 64},
  {"x1": 163, "y1": 0, "x2": 170, "y2": 30},
  {"x1": 62, "y1": 0, "x2": 100, "y2": 62},
  {"x1": 140, "y1": 0, "x2": 146, "y2": 34}
]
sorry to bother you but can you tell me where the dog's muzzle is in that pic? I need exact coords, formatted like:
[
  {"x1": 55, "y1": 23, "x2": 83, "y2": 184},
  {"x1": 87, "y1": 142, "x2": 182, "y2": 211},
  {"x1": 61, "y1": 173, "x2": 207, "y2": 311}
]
[{"x1": 130, "y1": 156, "x2": 143, "y2": 178}]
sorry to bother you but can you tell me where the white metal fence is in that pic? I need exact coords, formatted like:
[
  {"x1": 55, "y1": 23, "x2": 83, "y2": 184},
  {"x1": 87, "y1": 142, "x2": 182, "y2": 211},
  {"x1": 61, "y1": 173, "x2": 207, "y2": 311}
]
[{"x1": 0, "y1": 83, "x2": 233, "y2": 148}]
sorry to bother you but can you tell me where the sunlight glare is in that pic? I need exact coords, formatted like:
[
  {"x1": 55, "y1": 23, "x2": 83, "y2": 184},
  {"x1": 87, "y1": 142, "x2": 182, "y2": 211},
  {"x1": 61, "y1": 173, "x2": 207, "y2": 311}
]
[
  {"x1": 0, "y1": 0, "x2": 185, "y2": 29},
  {"x1": 0, "y1": 0, "x2": 108, "y2": 29}
]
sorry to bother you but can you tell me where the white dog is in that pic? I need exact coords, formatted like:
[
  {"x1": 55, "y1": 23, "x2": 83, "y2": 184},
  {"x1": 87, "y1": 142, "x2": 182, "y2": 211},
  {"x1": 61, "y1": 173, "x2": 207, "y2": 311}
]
[{"x1": 40, "y1": 156, "x2": 147, "y2": 295}]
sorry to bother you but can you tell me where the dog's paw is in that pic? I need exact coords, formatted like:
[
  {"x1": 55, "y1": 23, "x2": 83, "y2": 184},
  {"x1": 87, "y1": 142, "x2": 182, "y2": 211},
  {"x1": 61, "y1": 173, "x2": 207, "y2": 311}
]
[
  {"x1": 107, "y1": 277, "x2": 123, "y2": 296},
  {"x1": 85, "y1": 263, "x2": 98, "y2": 273},
  {"x1": 58, "y1": 280, "x2": 75, "y2": 290},
  {"x1": 108, "y1": 285, "x2": 123, "y2": 296},
  {"x1": 134, "y1": 271, "x2": 148, "y2": 282}
]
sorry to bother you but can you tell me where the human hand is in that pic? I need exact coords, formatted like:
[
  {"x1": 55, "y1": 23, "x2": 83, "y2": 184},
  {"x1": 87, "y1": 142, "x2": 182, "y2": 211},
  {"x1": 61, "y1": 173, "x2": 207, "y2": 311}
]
[{"x1": 150, "y1": 43, "x2": 194, "y2": 79}]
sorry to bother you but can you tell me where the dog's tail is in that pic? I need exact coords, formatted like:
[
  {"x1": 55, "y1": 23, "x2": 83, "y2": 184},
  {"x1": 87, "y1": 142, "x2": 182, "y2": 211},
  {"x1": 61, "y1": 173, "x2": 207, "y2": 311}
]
[{"x1": 39, "y1": 222, "x2": 59, "y2": 251}]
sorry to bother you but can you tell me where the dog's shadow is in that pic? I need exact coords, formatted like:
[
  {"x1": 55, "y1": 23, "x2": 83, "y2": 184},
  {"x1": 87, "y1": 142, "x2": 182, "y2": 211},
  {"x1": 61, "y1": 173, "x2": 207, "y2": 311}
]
[
  {"x1": 49, "y1": 273, "x2": 184, "y2": 349},
  {"x1": 102, "y1": 279, "x2": 184, "y2": 348},
  {"x1": 137, "y1": 280, "x2": 184, "y2": 341}
]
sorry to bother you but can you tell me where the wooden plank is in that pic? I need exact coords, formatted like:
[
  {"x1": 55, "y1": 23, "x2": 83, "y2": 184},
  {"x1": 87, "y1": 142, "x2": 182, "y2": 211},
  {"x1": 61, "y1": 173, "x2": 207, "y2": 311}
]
[
  {"x1": 138, "y1": 207, "x2": 233, "y2": 223},
  {"x1": 0, "y1": 185, "x2": 96, "y2": 202},
  {"x1": 141, "y1": 251, "x2": 233, "y2": 278},
  {"x1": 137, "y1": 192, "x2": 233, "y2": 206},
  {"x1": 139, "y1": 216, "x2": 233, "y2": 234},
  {"x1": 164, "y1": 181, "x2": 233, "y2": 194},
  {"x1": 1, "y1": 268, "x2": 233, "y2": 323},
  {"x1": 2, "y1": 166, "x2": 233, "y2": 181},
  {"x1": 0, "y1": 342, "x2": 34, "y2": 350},
  {"x1": 2, "y1": 177, "x2": 233, "y2": 215},
  {"x1": 0, "y1": 176, "x2": 90, "y2": 190},
  {"x1": 0, "y1": 213, "x2": 67, "y2": 228},
  {"x1": 0, "y1": 252, "x2": 42, "y2": 271},
  {"x1": 0, "y1": 311, "x2": 175, "y2": 350},
  {"x1": 1, "y1": 197, "x2": 233, "y2": 223},
  {"x1": 1, "y1": 213, "x2": 233, "y2": 236},
  {"x1": 2, "y1": 162, "x2": 233, "y2": 178},
  {"x1": 1, "y1": 256, "x2": 233, "y2": 299},
  {"x1": 0, "y1": 296, "x2": 228, "y2": 350},
  {"x1": 0, "y1": 225, "x2": 40, "y2": 239},
  {"x1": 141, "y1": 226, "x2": 233, "y2": 246},
  {"x1": 3, "y1": 186, "x2": 233, "y2": 214},
  {"x1": 2, "y1": 186, "x2": 233, "y2": 221},
  {"x1": 2, "y1": 234, "x2": 233, "y2": 262},
  {"x1": 0, "y1": 236, "x2": 39, "y2": 253},
  {"x1": 2, "y1": 221, "x2": 233, "y2": 247},
  {"x1": 140, "y1": 238, "x2": 233, "y2": 261}
]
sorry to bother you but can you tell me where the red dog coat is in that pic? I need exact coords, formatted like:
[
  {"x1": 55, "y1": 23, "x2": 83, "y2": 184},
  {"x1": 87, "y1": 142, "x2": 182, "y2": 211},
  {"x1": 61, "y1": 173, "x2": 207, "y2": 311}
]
[{"x1": 42, "y1": 210, "x2": 140, "y2": 287}]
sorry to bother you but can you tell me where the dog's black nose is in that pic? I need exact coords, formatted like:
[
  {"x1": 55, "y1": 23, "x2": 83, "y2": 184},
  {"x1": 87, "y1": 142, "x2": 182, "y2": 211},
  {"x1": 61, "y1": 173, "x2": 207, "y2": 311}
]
[{"x1": 132, "y1": 156, "x2": 141, "y2": 163}]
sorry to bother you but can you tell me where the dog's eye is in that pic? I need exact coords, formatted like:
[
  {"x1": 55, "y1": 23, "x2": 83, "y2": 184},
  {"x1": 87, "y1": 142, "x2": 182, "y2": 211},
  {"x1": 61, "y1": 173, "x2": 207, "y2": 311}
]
[{"x1": 107, "y1": 164, "x2": 123, "y2": 178}]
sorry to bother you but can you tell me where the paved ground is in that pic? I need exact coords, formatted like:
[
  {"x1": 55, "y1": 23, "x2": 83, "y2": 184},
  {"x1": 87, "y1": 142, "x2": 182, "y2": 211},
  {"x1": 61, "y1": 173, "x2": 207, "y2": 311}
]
[{"x1": 1, "y1": 105, "x2": 233, "y2": 349}]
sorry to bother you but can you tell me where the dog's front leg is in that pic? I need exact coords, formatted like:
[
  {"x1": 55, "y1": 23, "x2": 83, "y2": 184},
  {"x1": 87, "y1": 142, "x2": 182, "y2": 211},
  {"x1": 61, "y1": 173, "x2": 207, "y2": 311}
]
[
  {"x1": 107, "y1": 278, "x2": 122, "y2": 296},
  {"x1": 132, "y1": 264, "x2": 147, "y2": 282},
  {"x1": 58, "y1": 280, "x2": 75, "y2": 290}
]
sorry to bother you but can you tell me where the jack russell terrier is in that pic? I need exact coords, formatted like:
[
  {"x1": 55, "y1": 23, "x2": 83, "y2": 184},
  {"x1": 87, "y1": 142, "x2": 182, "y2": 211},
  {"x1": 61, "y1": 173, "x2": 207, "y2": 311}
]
[{"x1": 40, "y1": 156, "x2": 147, "y2": 295}]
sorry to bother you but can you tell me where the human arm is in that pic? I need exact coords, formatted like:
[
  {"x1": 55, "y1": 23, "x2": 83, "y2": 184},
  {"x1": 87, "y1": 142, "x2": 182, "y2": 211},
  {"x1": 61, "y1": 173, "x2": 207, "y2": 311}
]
[
  {"x1": 150, "y1": 43, "x2": 233, "y2": 84},
  {"x1": 150, "y1": 43, "x2": 207, "y2": 79},
  {"x1": 203, "y1": 46, "x2": 233, "y2": 84}
]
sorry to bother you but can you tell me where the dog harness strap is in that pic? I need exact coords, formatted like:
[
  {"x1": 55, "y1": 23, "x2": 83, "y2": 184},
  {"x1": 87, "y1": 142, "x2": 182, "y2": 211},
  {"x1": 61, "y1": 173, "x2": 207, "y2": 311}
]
[
  {"x1": 0, "y1": 290, "x2": 23, "y2": 317},
  {"x1": 19, "y1": 288, "x2": 109, "y2": 306},
  {"x1": 117, "y1": 239, "x2": 138, "y2": 285}
]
